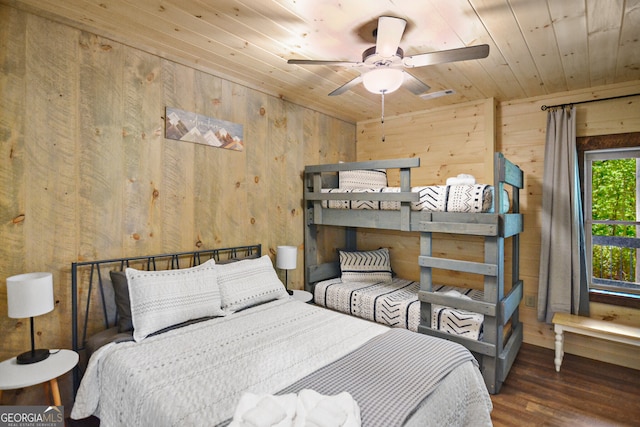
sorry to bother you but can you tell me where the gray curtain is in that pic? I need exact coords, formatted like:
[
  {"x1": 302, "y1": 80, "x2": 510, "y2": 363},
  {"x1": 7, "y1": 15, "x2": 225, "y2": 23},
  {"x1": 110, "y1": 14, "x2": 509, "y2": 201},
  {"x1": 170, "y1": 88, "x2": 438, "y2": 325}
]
[{"x1": 537, "y1": 106, "x2": 590, "y2": 323}]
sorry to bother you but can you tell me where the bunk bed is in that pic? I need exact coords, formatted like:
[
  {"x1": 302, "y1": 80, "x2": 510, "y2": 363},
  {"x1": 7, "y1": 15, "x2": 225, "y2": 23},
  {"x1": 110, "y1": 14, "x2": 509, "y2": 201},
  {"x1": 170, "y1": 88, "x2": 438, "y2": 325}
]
[{"x1": 304, "y1": 152, "x2": 524, "y2": 394}]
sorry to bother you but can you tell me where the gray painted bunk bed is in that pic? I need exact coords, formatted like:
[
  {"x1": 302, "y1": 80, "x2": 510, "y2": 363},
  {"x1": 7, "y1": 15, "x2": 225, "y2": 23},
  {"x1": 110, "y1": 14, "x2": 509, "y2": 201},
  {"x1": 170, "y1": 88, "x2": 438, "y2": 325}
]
[{"x1": 304, "y1": 152, "x2": 524, "y2": 394}]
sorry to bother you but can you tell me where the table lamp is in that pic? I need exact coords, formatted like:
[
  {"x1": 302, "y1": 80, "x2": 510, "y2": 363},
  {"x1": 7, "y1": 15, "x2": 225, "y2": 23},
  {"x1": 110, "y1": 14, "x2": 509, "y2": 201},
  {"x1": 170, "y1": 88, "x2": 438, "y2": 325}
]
[
  {"x1": 6, "y1": 272, "x2": 54, "y2": 364},
  {"x1": 276, "y1": 246, "x2": 297, "y2": 295}
]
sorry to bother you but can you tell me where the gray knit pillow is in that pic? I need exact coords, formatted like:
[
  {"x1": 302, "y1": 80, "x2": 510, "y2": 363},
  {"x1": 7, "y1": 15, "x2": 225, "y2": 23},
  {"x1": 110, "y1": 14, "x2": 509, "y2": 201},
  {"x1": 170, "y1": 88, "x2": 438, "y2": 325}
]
[
  {"x1": 126, "y1": 259, "x2": 223, "y2": 342},
  {"x1": 217, "y1": 255, "x2": 289, "y2": 313},
  {"x1": 339, "y1": 169, "x2": 387, "y2": 189}
]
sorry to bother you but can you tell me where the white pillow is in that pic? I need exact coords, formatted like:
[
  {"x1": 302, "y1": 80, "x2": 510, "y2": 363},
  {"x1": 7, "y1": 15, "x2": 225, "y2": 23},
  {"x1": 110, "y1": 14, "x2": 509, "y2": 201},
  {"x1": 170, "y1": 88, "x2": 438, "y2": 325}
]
[
  {"x1": 339, "y1": 169, "x2": 387, "y2": 189},
  {"x1": 339, "y1": 248, "x2": 392, "y2": 283},
  {"x1": 126, "y1": 259, "x2": 223, "y2": 342},
  {"x1": 217, "y1": 255, "x2": 289, "y2": 313}
]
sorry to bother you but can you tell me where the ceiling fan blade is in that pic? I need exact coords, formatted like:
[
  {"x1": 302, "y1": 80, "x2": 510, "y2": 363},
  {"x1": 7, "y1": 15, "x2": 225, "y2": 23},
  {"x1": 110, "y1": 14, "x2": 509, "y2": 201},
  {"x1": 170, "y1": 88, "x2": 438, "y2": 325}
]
[
  {"x1": 328, "y1": 75, "x2": 363, "y2": 96},
  {"x1": 403, "y1": 44, "x2": 490, "y2": 68},
  {"x1": 376, "y1": 16, "x2": 407, "y2": 57},
  {"x1": 287, "y1": 59, "x2": 360, "y2": 67},
  {"x1": 403, "y1": 72, "x2": 431, "y2": 95}
]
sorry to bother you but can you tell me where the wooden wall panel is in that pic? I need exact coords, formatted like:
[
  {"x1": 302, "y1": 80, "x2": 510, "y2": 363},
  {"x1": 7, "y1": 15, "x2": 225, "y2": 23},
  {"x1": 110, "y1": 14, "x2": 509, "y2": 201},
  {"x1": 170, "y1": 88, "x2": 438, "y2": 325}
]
[
  {"x1": 267, "y1": 97, "x2": 292, "y2": 256},
  {"x1": 358, "y1": 101, "x2": 489, "y2": 181},
  {"x1": 77, "y1": 33, "x2": 125, "y2": 262},
  {"x1": 244, "y1": 90, "x2": 271, "y2": 252},
  {"x1": 24, "y1": 13, "x2": 80, "y2": 354},
  {"x1": 160, "y1": 65, "x2": 196, "y2": 251},
  {"x1": 121, "y1": 48, "x2": 165, "y2": 257},
  {"x1": 0, "y1": 5, "x2": 28, "y2": 362},
  {"x1": 302, "y1": 112, "x2": 357, "y2": 271},
  {"x1": 0, "y1": 7, "x2": 356, "y2": 407}
]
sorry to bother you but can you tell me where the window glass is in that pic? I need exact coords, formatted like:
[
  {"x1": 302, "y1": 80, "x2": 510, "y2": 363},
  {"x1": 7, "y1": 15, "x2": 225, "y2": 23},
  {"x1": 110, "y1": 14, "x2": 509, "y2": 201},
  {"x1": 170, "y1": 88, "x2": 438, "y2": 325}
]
[{"x1": 585, "y1": 148, "x2": 640, "y2": 297}]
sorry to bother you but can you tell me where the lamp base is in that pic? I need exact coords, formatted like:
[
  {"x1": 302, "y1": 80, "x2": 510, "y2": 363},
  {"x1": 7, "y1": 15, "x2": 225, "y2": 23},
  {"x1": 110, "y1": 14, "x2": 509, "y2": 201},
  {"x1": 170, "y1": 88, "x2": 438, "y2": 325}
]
[{"x1": 16, "y1": 349, "x2": 50, "y2": 365}]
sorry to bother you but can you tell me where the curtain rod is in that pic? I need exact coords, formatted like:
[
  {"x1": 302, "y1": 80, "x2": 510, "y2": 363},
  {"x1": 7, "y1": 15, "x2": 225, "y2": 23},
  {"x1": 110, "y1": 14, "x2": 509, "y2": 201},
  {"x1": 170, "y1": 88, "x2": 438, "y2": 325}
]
[{"x1": 540, "y1": 92, "x2": 640, "y2": 111}]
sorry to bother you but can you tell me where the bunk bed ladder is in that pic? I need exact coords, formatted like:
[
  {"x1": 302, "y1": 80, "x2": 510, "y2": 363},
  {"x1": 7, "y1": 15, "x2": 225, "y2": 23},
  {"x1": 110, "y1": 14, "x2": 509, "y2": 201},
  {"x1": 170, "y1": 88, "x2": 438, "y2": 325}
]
[
  {"x1": 417, "y1": 230, "x2": 509, "y2": 394},
  {"x1": 417, "y1": 152, "x2": 524, "y2": 394}
]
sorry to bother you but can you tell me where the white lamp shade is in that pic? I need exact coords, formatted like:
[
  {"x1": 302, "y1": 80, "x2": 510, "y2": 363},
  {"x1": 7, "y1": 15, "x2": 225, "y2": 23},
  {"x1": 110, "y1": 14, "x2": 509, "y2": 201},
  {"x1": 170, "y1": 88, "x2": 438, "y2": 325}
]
[
  {"x1": 6, "y1": 272, "x2": 54, "y2": 319},
  {"x1": 362, "y1": 68, "x2": 404, "y2": 94},
  {"x1": 276, "y1": 246, "x2": 297, "y2": 270}
]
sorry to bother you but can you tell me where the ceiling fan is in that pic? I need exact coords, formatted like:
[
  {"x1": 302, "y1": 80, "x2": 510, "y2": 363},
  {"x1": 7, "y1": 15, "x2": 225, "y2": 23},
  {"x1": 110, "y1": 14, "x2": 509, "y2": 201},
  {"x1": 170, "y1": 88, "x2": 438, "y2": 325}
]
[{"x1": 288, "y1": 16, "x2": 490, "y2": 97}]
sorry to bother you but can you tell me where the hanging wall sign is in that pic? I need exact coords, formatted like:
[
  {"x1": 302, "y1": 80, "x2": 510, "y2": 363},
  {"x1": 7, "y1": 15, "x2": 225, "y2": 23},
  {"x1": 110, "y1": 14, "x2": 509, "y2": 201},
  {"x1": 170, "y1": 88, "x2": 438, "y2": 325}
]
[{"x1": 165, "y1": 107, "x2": 244, "y2": 151}]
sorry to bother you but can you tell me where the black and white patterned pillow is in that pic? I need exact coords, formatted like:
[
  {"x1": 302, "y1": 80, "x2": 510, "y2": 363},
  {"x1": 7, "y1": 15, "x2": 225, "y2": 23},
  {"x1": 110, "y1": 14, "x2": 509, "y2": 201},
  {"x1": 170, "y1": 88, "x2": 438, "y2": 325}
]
[
  {"x1": 339, "y1": 169, "x2": 387, "y2": 189},
  {"x1": 339, "y1": 248, "x2": 392, "y2": 283}
]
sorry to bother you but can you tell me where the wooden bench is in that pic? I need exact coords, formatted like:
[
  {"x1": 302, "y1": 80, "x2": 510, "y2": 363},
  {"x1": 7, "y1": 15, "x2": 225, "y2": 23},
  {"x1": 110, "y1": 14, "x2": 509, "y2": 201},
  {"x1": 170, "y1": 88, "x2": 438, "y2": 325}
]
[{"x1": 552, "y1": 312, "x2": 640, "y2": 372}]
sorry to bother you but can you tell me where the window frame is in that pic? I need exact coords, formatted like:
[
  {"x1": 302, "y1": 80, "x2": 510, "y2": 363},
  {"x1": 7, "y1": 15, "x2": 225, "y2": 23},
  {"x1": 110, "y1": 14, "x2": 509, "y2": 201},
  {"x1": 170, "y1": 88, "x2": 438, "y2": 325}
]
[{"x1": 576, "y1": 132, "x2": 640, "y2": 309}]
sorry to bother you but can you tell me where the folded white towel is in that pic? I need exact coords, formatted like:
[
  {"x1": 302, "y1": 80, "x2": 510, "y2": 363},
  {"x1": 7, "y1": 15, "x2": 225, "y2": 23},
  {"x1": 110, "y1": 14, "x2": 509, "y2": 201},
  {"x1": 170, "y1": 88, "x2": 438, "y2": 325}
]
[
  {"x1": 446, "y1": 174, "x2": 476, "y2": 185},
  {"x1": 229, "y1": 393, "x2": 297, "y2": 427},
  {"x1": 294, "y1": 389, "x2": 361, "y2": 427},
  {"x1": 440, "y1": 289, "x2": 471, "y2": 300}
]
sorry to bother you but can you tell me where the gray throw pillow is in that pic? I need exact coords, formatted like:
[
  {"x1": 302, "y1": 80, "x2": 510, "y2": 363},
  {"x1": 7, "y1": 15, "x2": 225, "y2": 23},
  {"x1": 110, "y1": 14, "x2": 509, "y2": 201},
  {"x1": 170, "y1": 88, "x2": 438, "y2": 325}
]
[{"x1": 110, "y1": 270, "x2": 133, "y2": 333}]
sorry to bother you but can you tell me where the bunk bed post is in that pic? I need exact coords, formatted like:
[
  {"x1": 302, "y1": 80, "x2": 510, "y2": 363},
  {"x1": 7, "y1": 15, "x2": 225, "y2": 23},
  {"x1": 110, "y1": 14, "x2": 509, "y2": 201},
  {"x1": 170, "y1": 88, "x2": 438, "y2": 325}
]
[
  {"x1": 419, "y1": 231, "x2": 434, "y2": 327},
  {"x1": 345, "y1": 227, "x2": 357, "y2": 251},
  {"x1": 481, "y1": 234, "x2": 505, "y2": 394},
  {"x1": 304, "y1": 210, "x2": 318, "y2": 293},
  {"x1": 399, "y1": 167, "x2": 412, "y2": 231},
  {"x1": 508, "y1": 151, "x2": 522, "y2": 331},
  {"x1": 304, "y1": 171, "x2": 321, "y2": 293},
  {"x1": 479, "y1": 152, "x2": 503, "y2": 394}
]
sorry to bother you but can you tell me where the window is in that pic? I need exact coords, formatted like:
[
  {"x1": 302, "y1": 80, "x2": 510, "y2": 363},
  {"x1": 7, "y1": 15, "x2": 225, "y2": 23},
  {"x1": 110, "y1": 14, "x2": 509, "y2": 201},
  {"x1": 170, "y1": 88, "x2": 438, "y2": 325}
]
[{"x1": 584, "y1": 147, "x2": 640, "y2": 304}]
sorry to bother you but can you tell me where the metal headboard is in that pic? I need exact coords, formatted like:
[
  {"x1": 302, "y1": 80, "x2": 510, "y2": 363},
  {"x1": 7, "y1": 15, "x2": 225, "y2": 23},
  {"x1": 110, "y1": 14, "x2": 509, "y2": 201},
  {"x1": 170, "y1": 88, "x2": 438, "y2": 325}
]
[{"x1": 70, "y1": 244, "x2": 262, "y2": 391}]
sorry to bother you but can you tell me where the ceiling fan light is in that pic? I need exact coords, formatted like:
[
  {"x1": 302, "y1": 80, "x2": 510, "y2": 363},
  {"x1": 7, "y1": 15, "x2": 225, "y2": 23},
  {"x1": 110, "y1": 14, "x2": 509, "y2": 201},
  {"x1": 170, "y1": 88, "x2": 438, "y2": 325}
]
[{"x1": 362, "y1": 68, "x2": 404, "y2": 94}]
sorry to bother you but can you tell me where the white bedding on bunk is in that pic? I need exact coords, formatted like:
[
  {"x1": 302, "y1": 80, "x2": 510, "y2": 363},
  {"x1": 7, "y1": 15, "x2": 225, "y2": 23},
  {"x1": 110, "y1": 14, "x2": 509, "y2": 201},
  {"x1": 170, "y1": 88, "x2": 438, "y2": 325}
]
[
  {"x1": 314, "y1": 277, "x2": 485, "y2": 340},
  {"x1": 322, "y1": 184, "x2": 510, "y2": 213},
  {"x1": 321, "y1": 184, "x2": 500, "y2": 212},
  {"x1": 72, "y1": 298, "x2": 492, "y2": 427}
]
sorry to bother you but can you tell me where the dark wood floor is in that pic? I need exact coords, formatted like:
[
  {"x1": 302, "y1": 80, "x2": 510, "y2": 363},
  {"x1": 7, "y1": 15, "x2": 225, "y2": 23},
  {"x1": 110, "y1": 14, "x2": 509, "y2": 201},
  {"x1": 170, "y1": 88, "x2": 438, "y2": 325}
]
[
  {"x1": 491, "y1": 343, "x2": 640, "y2": 427},
  {"x1": 67, "y1": 343, "x2": 639, "y2": 426}
]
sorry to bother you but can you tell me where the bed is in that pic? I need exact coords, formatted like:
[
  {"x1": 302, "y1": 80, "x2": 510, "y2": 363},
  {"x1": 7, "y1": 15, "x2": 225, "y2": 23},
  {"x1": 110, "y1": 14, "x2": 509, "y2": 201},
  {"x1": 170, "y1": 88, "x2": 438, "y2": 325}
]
[
  {"x1": 304, "y1": 153, "x2": 524, "y2": 394},
  {"x1": 70, "y1": 244, "x2": 492, "y2": 426},
  {"x1": 314, "y1": 277, "x2": 485, "y2": 340}
]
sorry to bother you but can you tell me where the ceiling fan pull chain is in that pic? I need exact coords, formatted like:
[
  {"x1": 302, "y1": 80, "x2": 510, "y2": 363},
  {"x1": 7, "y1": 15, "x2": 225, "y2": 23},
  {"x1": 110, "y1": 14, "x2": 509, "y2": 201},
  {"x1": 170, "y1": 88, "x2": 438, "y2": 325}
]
[{"x1": 381, "y1": 91, "x2": 386, "y2": 142}]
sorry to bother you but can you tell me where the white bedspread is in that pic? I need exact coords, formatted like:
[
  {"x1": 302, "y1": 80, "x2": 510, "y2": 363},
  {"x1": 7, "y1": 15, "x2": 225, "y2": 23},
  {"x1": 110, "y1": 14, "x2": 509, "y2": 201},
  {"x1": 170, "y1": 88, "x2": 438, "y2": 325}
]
[
  {"x1": 72, "y1": 299, "x2": 387, "y2": 426},
  {"x1": 72, "y1": 299, "x2": 492, "y2": 426}
]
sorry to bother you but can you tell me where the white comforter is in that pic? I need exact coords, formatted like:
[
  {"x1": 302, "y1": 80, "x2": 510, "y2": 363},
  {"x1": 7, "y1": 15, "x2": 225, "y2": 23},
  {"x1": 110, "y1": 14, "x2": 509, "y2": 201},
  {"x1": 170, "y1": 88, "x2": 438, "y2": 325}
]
[
  {"x1": 72, "y1": 299, "x2": 492, "y2": 426},
  {"x1": 72, "y1": 299, "x2": 387, "y2": 426}
]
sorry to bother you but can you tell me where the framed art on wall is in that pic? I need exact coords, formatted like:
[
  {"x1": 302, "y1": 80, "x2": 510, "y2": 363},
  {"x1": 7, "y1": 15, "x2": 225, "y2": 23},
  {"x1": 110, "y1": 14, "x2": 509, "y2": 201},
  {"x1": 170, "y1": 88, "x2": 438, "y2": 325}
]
[{"x1": 165, "y1": 107, "x2": 244, "y2": 151}]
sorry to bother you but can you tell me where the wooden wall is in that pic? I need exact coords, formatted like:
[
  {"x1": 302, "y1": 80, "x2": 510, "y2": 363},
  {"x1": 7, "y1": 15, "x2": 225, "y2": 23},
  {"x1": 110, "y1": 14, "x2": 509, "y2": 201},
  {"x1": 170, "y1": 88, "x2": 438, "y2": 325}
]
[
  {"x1": 0, "y1": 5, "x2": 356, "y2": 405},
  {"x1": 356, "y1": 81, "x2": 640, "y2": 370}
]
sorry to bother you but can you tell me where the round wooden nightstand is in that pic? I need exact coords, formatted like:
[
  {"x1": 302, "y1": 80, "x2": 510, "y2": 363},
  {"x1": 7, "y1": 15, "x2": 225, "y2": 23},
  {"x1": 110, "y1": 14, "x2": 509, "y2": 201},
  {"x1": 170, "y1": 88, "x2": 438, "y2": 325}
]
[
  {"x1": 0, "y1": 349, "x2": 79, "y2": 406},
  {"x1": 291, "y1": 290, "x2": 313, "y2": 303}
]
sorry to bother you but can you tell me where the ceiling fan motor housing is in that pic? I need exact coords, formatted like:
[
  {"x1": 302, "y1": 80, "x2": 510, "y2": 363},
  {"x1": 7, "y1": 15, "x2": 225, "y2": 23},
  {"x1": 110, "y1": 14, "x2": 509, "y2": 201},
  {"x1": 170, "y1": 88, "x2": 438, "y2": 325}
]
[{"x1": 363, "y1": 46, "x2": 404, "y2": 66}]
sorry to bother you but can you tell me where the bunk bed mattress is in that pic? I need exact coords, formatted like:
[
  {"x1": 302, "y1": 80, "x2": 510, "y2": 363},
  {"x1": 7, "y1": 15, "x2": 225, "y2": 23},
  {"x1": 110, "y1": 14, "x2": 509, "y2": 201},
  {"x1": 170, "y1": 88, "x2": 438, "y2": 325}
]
[
  {"x1": 72, "y1": 298, "x2": 492, "y2": 426},
  {"x1": 321, "y1": 184, "x2": 495, "y2": 212},
  {"x1": 315, "y1": 277, "x2": 485, "y2": 340}
]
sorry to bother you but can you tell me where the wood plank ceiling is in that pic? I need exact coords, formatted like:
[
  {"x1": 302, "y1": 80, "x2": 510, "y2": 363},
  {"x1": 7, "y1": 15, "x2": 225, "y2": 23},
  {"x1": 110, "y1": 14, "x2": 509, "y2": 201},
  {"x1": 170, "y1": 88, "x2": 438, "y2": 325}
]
[{"x1": 6, "y1": 0, "x2": 640, "y2": 123}]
